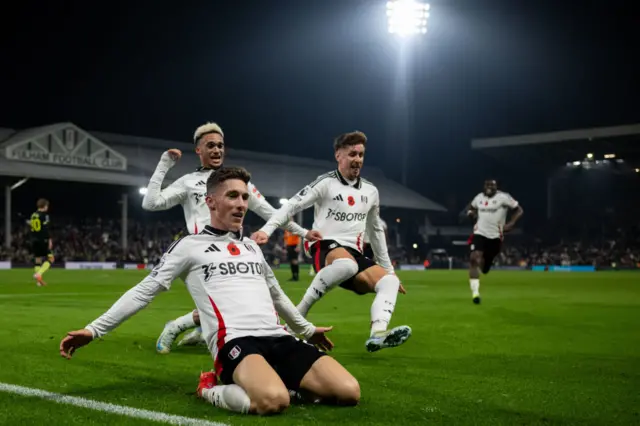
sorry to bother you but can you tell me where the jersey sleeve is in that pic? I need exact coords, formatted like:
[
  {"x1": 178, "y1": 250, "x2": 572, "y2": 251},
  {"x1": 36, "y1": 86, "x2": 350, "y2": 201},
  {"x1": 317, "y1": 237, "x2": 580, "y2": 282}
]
[
  {"x1": 470, "y1": 193, "x2": 482, "y2": 209},
  {"x1": 142, "y1": 153, "x2": 188, "y2": 211},
  {"x1": 259, "y1": 176, "x2": 326, "y2": 237},
  {"x1": 257, "y1": 249, "x2": 316, "y2": 339},
  {"x1": 502, "y1": 193, "x2": 519, "y2": 209},
  {"x1": 365, "y1": 189, "x2": 394, "y2": 273},
  {"x1": 145, "y1": 237, "x2": 192, "y2": 289},
  {"x1": 247, "y1": 181, "x2": 308, "y2": 238}
]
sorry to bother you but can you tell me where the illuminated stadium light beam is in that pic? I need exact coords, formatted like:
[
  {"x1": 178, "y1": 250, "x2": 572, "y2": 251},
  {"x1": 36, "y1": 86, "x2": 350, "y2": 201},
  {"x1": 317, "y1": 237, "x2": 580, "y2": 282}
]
[
  {"x1": 387, "y1": 0, "x2": 430, "y2": 36},
  {"x1": 586, "y1": 153, "x2": 593, "y2": 159},
  {"x1": 572, "y1": 161, "x2": 581, "y2": 166},
  {"x1": 604, "y1": 153, "x2": 616, "y2": 159}
]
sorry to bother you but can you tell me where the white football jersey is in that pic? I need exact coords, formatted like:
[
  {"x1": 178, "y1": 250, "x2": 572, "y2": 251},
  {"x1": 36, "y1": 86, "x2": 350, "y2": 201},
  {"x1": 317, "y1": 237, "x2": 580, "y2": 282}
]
[
  {"x1": 470, "y1": 191, "x2": 519, "y2": 239},
  {"x1": 146, "y1": 226, "x2": 303, "y2": 360},
  {"x1": 143, "y1": 164, "x2": 306, "y2": 236},
  {"x1": 260, "y1": 170, "x2": 393, "y2": 272}
]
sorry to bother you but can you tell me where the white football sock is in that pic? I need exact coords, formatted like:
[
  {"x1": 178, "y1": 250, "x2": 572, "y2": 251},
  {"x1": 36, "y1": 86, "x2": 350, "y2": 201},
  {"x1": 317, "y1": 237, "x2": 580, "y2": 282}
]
[
  {"x1": 370, "y1": 274, "x2": 400, "y2": 336},
  {"x1": 297, "y1": 258, "x2": 358, "y2": 317},
  {"x1": 470, "y1": 279, "x2": 480, "y2": 296},
  {"x1": 172, "y1": 311, "x2": 197, "y2": 332},
  {"x1": 201, "y1": 385, "x2": 251, "y2": 414}
]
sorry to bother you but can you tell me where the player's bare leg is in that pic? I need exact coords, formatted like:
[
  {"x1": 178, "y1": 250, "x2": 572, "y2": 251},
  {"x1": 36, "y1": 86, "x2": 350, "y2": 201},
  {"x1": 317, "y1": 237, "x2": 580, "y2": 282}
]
[
  {"x1": 298, "y1": 356, "x2": 360, "y2": 406},
  {"x1": 33, "y1": 256, "x2": 48, "y2": 287},
  {"x1": 296, "y1": 248, "x2": 358, "y2": 317},
  {"x1": 199, "y1": 354, "x2": 289, "y2": 415},
  {"x1": 156, "y1": 309, "x2": 203, "y2": 354},
  {"x1": 469, "y1": 251, "x2": 483, "y2": 304},
  {"x1": 352, "y1": 265, "x2": 411, "y2": 352}
]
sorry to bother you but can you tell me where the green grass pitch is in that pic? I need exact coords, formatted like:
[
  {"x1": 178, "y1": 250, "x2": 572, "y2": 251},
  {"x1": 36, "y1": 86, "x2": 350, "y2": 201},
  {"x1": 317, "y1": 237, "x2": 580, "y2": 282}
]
[{"x1": 0, "y1": 269, "x2": 638, "y2": 425}]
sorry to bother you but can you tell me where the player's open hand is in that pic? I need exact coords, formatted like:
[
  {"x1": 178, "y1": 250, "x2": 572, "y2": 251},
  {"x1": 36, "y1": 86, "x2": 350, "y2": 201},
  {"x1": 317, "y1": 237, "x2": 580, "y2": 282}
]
[
  {"x1": 305, "y1": 230, "x2": 322, "y2": 242},
  {"x1": 167, "y1": 149, "x2": 182, "y2": 162},
  {"x1": 60, "y1": 329, "x2": 93, "y2": 360},
  {"x1": 250, "y1": 231, "x2": 269, "y2": 245},
  {"x1": 309, "y1": 326, "x2": 334, "y2": 352}
]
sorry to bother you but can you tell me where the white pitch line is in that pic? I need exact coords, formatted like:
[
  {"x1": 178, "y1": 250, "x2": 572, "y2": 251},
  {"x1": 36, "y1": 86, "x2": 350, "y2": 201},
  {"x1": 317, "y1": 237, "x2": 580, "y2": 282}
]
[
  {"x1": 0, "y1": 292, "x2": 125, "y2": 298},
  {"x1": 0, "y1": 382, "x2": 229, "y2": 426}
]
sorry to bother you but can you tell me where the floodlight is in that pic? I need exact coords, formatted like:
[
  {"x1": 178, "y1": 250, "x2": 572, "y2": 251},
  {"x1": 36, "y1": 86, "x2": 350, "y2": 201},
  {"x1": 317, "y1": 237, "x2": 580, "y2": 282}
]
[
  {"x1": 636, "y1": 168, "x2": 639, "y2": 173},
  {"x1": 572, "y1": 161, "x2": 581, "y2": 166},
  {"x1": 139, "y1": 187, "x2": 148, "y2": 195},
  {"x1": 412, "y1": 243, "x2": 418, "y2": 249},
  {"x1": 387, "y1": 0, "x2": 430, "y2": 36},
  {"x1": 586, "y1": 153, "x2": 593, "y2": 159},
  {"x1": 279, "y1": 198, "x2": 288, "y2": 205},
  {"x1": 604, "y1": 153, "x2": 616, "y2": 159}
]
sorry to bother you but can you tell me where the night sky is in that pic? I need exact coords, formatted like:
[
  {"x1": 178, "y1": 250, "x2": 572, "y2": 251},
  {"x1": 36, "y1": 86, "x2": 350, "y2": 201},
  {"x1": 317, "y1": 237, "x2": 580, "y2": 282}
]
[{"x1": 1, "y1": 0, "x2": 638, "y2": 209}]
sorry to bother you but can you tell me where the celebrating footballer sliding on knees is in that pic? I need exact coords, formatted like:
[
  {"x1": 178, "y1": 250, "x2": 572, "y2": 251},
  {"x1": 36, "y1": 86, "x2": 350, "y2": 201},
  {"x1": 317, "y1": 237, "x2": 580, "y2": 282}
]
[{"x1": 59, "y1": 166, "x2": 360, "y2": 415}]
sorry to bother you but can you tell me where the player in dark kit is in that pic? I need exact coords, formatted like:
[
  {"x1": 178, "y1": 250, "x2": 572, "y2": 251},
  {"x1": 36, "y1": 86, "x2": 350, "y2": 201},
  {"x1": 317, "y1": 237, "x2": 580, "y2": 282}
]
[{"x1": 30, "y1": 198, "x2": 54, "y2": 286}]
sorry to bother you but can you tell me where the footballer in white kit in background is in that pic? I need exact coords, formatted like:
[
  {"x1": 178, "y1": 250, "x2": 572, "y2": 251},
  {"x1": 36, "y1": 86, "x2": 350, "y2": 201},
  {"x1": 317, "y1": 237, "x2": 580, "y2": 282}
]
[
  {"x1": 141, "y1": 122, "x2": 317, "y2": 353},
  {"x1": 60, "y1": 167, "x2": 360, "y2": 416},
  {"x1": 252, "y1": 131, "x2": 411, "y2": 353},
  {"x1": 466, "y1": 179, "x2": 524, "y2": 304}
]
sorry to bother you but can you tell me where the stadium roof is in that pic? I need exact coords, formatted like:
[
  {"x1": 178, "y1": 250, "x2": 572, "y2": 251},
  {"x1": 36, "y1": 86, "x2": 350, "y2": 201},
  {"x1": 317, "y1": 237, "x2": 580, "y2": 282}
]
[
  {"x1": 471, "y1": 123, "x2": 640, "y2": 172},
  {"x1": 0, "y1": 123, "x2": 446, "y2": 211}
]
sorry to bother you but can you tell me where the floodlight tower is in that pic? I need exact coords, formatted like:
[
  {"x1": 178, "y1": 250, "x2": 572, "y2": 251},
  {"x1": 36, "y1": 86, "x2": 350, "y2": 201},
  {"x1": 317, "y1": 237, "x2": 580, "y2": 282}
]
[{"x1": 386, "y1": 0, "x2": 430, "y2": 186}]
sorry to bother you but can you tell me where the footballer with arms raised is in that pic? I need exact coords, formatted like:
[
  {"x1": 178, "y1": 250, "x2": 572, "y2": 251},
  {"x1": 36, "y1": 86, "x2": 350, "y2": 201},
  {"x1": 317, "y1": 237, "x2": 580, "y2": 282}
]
[
  {"x1": 141, "y1": 122, "x2": 319, "y2": 353},
  {"x1": 252, "y1": 131, "x2": 411, "y2": 353},
  {"x1": 60, "y1": 167, "x2": 360, "y2": 415},
  {"x1": 466, "y1": 179, "x2": 523, "y2": 304}
]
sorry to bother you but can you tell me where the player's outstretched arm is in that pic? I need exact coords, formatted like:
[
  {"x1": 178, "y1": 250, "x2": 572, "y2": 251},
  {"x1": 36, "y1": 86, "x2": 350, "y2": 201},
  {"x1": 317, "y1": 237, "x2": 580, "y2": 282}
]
[
  {"x1": 60, "y1": 279, "x2": 166, "y2": 359},
  {"x1": 260, "y1": 257, "x2": 334, "y2": 351},
  {"x1": 253, "y1": 180, "x2": 325, "y2": 244},
  {"x1": 59, "y1": 238, "x2": 191, "y2": 359},
  {"x1": 246, "y1": 182, "x2": 313, "y2": 240},
  {"x1": 141, "y1": 150, "x2": 188, "y2": 211}
]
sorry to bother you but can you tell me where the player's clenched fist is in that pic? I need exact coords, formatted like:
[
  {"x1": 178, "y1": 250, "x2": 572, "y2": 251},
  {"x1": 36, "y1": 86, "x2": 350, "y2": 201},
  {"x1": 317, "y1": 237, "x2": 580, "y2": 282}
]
[{"x1": 167, "y1": 149, "x2": 182, "y2": 161}]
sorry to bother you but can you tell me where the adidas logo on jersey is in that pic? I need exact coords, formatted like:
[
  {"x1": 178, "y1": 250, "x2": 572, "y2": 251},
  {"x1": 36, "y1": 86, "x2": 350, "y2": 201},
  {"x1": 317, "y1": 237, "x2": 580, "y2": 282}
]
[
  {"x1": 333, "y1": 194, "x2": 344, "y2": 201},
  {"x1": 195, "y1": 180, "x2": 206, "y2": 186},
  {"x1": 205, "y1": 243, "x2": 221, "y2": 253}
]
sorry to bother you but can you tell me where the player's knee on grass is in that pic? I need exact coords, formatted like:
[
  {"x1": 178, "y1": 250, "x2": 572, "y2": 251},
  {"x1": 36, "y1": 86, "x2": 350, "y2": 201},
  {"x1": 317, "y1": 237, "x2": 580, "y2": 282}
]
[
  {"x1": 300, "y1": 357, "x2": 361, "y2": 406},
  {"x1": 252, "y1": 385, "x2": 290, "y2": 415},
  {"x1": 232, "y1": 354, "x2": 291, "y2": 415}
]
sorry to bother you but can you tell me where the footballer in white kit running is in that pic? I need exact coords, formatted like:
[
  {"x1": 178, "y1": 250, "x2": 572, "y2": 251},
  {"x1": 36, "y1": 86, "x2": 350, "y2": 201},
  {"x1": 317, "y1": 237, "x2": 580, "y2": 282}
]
[
  {"x1": 252, "y1": 131, "x2": 411, "y2": 353},
  {"x1": 60, "y1": 167, "x2": 360, "y2": 416},
  {"x1": 141, "y1": 122, "x2": 317, "y2": 353},
  {"x1": 466, "y1": 179, "x2": 524, "y2": 304}
]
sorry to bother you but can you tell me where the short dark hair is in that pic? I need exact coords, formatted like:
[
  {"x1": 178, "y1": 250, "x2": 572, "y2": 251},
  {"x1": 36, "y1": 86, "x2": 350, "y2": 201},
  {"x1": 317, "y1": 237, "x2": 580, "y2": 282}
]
[
  {"x1": 206, "y1": 166, "x2": 251, "y2": 194},
  {"x1": 36, "y1": 198, "x2": 49, "y2": 209},
  {"x1": 333, "y1": 131, "x2": 367, "y2": 152}
]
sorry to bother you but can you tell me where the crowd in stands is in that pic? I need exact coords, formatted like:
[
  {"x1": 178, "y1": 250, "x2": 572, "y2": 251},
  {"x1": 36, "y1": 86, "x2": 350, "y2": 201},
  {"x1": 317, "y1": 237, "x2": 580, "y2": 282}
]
[{"x1": 0, "y1": 216, "x2": 638, "y2": 270}]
